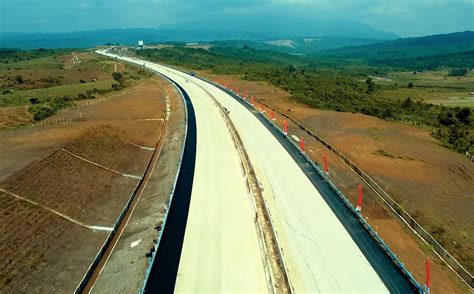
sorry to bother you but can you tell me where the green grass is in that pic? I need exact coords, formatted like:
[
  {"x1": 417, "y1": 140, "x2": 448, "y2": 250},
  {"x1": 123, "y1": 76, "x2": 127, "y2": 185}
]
[
  {"x1": 133, "y1": 46, "x2": 473, "y2": 153},
  {"x1": 0, "y1": 50, "x2": 153, "y2": 126},
  {"x1": 387, "y1": 70, "x2": 474, "y2": 90},
  {"x1": 0, "y1": 79, "x2": 115, "y2": 107}
]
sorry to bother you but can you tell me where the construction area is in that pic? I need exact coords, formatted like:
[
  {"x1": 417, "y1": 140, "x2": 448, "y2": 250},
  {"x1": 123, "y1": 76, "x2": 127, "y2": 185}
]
[
  {"x1": 1, "y1": 48, "x2": 472, "y2": 293},
  {"x1": 0, "y1": 76, "x2": 185, "y2": 292},
  {"x1": 205, "y1": 75, "x2": 473, "y2": 293}
]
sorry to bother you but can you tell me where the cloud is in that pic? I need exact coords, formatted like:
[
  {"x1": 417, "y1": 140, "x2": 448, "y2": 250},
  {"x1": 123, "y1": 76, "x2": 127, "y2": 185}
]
[{"x1": 0, "y1": 0, "x2": 472, "y2": 36}]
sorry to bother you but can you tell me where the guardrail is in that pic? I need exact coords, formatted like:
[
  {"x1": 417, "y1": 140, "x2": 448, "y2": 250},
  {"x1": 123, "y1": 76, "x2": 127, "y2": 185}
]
[
  {"x1": 245, "y1": 98, "x2": 474, "y2": 289},
  {"x1": 212, "y1": 84, "x2": 425, "y2": 293},
  {"x1": 99, "y1": 50, "x2": 466, "y2": 291}
]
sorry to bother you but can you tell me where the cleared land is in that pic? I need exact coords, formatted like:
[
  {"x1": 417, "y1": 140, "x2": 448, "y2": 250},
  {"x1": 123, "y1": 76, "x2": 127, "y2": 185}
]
[
  {"x1": 90, "y1": 78, "x2": 186, "y2": 293},
  {"x1": 0, "y1": 50, "x2": 152, "y2": 128},
  {"x1": 376, "y1": 70, "x2": 474, "y2": 108},
  {"x1": 206, "y1": 75, "x2": 473, "y2": 293},
  {"x1": 0, "y1": 76, "x2": 179, "y2": 292}
]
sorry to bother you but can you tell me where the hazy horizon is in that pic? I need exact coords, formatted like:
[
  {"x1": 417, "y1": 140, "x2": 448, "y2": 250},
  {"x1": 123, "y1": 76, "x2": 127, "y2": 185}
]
[{"x1": 0, "y1": 0, "x2": 473, "y2": 38}]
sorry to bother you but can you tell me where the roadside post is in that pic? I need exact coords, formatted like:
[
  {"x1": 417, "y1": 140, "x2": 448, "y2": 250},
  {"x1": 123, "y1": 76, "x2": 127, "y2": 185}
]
[
  {"x1": 323, "y1": 154, "x2": 329, "y2": 175},
  {"x1": 356, "y1": 184, "x2": 363, "y2": 212},
  {"x1": 425, "y1": 260, "x2": 431, "y2": 293}
]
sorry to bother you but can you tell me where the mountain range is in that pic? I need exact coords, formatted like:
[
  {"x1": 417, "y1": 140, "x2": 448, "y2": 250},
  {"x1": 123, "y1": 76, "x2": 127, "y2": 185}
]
[{"x1": 0, "y1": 15, "x2": 397, "y2": 49}]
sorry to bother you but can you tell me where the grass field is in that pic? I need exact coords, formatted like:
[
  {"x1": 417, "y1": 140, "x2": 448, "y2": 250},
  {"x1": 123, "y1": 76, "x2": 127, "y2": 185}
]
[
  {"x1": 374, "y1": 70, "x2": 474, "y2": 108},
  {"x1": 0, "y1": 51, "x2": 152, "y2": 128}
]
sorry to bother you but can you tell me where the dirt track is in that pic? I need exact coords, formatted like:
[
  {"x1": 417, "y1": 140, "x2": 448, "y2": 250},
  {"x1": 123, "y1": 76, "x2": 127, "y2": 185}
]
[{"x1": 0, "y1": 77, "x2": 178, "y2": 292}]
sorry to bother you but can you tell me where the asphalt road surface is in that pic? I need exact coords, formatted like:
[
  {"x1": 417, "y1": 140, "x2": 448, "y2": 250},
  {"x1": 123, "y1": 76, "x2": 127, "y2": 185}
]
[{"x1": 97, "y1": 49, "x2": 419, "y2": 293}]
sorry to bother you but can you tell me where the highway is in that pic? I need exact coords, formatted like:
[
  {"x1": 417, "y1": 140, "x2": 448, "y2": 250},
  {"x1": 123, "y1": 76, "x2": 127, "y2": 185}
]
[
  {"x1": 98, "y1": 50, "x2": 269, "y2": 292},
  {"x1": 97, "y1": 49, "x2": 419, "y2": 293},
  {"x1": 169, "y1": 78, "x2": 268, "y2": 292}
]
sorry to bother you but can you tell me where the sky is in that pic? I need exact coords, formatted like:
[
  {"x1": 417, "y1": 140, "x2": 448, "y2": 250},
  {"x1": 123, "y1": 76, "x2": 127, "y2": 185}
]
[{"x1": 0, "y1": 0, "x2": 473, "y2": 37}]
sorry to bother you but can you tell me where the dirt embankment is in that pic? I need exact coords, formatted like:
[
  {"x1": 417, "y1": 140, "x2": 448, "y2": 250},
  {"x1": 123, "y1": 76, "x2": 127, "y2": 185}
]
[
  {"x1": 90, "y1": 80, "x2": 186, "y2": 293},
  {"x1": 0, "y1": 77, "x2": 176, "y2": 292},
  {"x1": 208, "y1": 75, "x2": 473, "y2": 293}
]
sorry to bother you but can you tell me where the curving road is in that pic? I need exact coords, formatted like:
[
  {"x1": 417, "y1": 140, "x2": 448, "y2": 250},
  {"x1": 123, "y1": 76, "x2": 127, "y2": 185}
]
[
  {"x1": 99, "y1": 51, "x2": 269, "y2": 292},
  {"x1": 97, "y1": 49, "x2": 419, "y2": 293}
]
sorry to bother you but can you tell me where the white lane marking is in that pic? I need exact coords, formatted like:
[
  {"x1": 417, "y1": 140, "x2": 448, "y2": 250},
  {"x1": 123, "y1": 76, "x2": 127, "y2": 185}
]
[
  {"x1": 87, "y1": 114, "x2": 170, "y2": 292},
  {"x1": 91, "y1": 226, "x2": 114, "y2": 232},
  {"x1": 61, "y1": 148, "x2": 142, "y2": 180},
  {"x1": 128, "y1": 141, "x2": 156, "y2": 151},
  {"x1": 130, "y1": 239, "x2": 142, "y2": 248},
  {"x1": 122, "y1": 173, "x2": 143, "y2": 180},
  {"x1": 291, "y1": 135, "x2": 300, "y2": 142},
  {"x1": 144, "y1": 118, "x2": 164, "y2": 121},
  {"x1": 0, "y1": 188, "x2": 113, "y2": 232},
  {"x1": 165, "y1": 89, "x2": 171, "y2": 121}
]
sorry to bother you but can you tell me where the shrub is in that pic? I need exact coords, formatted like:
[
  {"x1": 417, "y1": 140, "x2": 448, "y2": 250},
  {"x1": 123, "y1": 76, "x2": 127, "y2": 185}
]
[
  {"x1": 448, "y1": 68, "x2": 468, "y2": 76},
  {"x1": 15, "y1": 75, "x2": 24, "y2": 84},
  {"x1": 29, "y1": 97, "x2": 40, "y2": 105}
]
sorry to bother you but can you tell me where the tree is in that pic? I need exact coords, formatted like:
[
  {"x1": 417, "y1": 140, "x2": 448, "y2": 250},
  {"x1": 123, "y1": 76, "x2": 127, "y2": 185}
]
[
  {"x1": 456, "y1": 107, "x2": 471, "y2": 125},
  {"x1": 438, "y1": 110, "x2": 457, "y2": 126},
  {"x1": 29, "y1": 97, "x2": 39, "y2": 105},
  {"x1": 366, "y1": 77, "x2": 375, "y2": 93},
  {"x1": 381, "y1": 107, "x2": 394, "y2": 119},
  {"x1": 448, "y1": 68, "x2": 468, "y2": 76},
  {"x1": 15, "y1": 75, "x2": 24, "y2": 84},
  {"x1": 401, "y1": 97, "x2": 414, "y2": 110},
  {"x1": 112, "y1": 72, "x2": 123, "y2": 82}
]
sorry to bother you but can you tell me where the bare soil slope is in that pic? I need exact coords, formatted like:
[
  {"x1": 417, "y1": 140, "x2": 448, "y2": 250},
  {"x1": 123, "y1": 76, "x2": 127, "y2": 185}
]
[{"x1": 0, "y1": 77, "x2": 176, "y2": 292}]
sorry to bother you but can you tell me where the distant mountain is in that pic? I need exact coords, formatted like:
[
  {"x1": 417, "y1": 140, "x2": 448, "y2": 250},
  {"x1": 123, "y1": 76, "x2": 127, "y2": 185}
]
[
  {"x1": 162, "y1": 15, "x2": 398, "y2": 41},
  {"x1": 0, "y1": 15, "x2": 397, "y2": 49},
  {"x1": 0, "y1": 29, "x2": 214, "y2": 49},
  {"x1": 316, "y1": 31, "x2": 474, "y2": 60},
  {"x1": 211, "y1": 37, "x2": 384, "y2": 55},
  {"x1": 310, "y1": 31, "x2": 474, "y2": 70},
  {"x1": 373, "y1": 50, "x2": 474, "y2": 70}
]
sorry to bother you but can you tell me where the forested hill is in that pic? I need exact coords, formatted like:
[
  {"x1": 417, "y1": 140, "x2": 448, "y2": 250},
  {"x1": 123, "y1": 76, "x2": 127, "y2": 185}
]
[{"x1": 317, "y1": 31, "x2": 474, "y2": 59}]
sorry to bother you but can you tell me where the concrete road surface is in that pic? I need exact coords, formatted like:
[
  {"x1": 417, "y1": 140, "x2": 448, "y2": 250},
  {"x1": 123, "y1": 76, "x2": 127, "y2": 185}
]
[
  {"x1": 97, "y1": 50, "x2": 268, "y2": 292},
  {"x1": 97, "y1": 50, "x2": 390, "y2": 293},
  {"x1": 171, "y1": 80, "x2": 268, "y2": 292}
]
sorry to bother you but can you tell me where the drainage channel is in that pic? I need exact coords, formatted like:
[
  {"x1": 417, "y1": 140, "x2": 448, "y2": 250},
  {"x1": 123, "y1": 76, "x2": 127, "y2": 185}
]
[{"x1": 143, "y1": 82, "x2": 197, "y2": 293}]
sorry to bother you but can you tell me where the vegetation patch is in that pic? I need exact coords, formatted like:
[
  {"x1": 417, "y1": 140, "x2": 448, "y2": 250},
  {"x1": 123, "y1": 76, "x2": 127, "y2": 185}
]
[
  {"x1": 0, "y1": 50, "x2": 152, "y2": 126},
  {"x1": 136, "y1": 46, "x2": 473, "y2": 153},
  {"x1": 373, "y1": 149, "x2": 402, "y2": 159}
]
